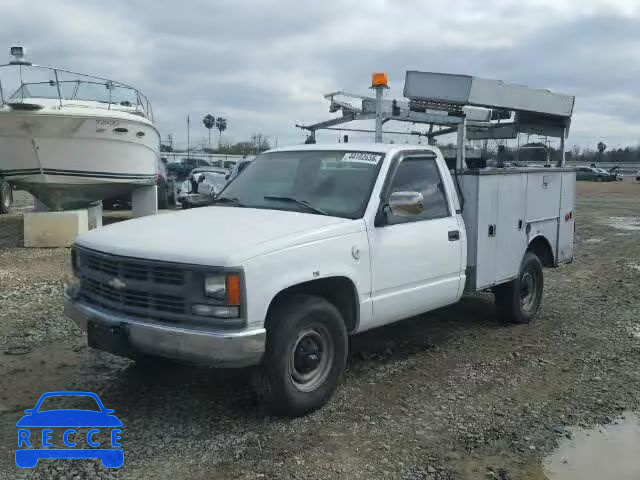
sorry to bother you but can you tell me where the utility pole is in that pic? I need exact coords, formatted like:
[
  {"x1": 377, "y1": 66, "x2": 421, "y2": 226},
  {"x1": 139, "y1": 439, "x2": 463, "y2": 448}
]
[{"x1": 371, "y1": 73, "x2": 389, "y2": 143}]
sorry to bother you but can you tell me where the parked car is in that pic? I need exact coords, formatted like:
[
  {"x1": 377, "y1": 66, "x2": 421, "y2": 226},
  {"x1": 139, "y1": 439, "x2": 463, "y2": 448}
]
[
  {"x1": 226, "y1": 157, "x2": 254, "y2": 182},
  {"x1": 103, "y1": 157, "x2": 170, "y2": 209},
  {"x1": 576, "y1": 166, "x2": 615, "y2": 182},
  {"x1": 607, "y1": 166, "x2": 624, "y2": 181},
  {"x1": 177, "y1": 167, "x2": 228, "y2": 208}
]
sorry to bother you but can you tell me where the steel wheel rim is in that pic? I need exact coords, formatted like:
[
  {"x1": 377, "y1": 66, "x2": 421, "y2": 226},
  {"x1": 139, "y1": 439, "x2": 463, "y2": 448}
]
[
  {"x1": 520, "y1": 268, "x2": 538, "y2": 313},
  {"x1": 289, "y1": 325, "x2": 334, "y2": 392}
]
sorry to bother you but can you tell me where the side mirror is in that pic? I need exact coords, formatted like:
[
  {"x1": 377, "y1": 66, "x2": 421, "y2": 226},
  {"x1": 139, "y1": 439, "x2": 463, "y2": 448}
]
[{"x1": 388, "y1": 191, "x2": 424, "y2": 217}]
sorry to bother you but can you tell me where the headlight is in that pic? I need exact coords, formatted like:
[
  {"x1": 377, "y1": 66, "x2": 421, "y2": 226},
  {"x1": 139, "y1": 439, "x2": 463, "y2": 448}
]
[
  {"x1": 204, "y1": 273, "x2": 241, "y2": 306},
  {"x1": 192, "y1": 304, "x2": 239, "y2": 318},
  {"x1": 204, "y1": 274, "x2": 226, "y2": 300}
]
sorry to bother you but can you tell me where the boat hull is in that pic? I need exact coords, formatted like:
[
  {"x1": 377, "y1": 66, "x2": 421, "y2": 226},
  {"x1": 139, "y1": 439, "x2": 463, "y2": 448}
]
[{"x1": 0, "y1": 109, "x2": 159, "y2": 210}]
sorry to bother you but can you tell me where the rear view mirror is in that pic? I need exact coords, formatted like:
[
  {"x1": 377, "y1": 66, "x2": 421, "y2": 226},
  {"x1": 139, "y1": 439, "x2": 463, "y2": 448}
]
[{"x1": 388, "y1": 191, "x2": 424, "y2": 217}]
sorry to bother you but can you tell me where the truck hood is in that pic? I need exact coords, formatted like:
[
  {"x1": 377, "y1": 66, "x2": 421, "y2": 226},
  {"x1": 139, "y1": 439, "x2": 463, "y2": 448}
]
[{"x1": 76, "y1": 206, "x2": 359, "y2": 266}]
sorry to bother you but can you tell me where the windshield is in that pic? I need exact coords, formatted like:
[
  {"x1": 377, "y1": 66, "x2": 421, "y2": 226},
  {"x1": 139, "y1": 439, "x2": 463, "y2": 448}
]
[{"x1": 217, "y1": 150, "x2": 384, "y2": 219}]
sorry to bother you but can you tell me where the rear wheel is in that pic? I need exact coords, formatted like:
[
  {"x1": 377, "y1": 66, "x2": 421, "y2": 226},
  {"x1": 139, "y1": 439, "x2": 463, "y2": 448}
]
[
  {"x1": 494, "y1": 251, "x2": 544, "y2": 324},
  {"x1": 252, "y1": 294, "x2": 348, "y2": 417},
  {"x1": 0, "y1": 181, "x2": 13, "y2": 214}
]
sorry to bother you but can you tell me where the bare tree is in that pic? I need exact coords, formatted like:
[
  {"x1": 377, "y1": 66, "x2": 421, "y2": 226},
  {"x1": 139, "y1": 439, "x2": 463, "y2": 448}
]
[{"x1": 250, "y1": 133, "x2": 271, "y2": 154}]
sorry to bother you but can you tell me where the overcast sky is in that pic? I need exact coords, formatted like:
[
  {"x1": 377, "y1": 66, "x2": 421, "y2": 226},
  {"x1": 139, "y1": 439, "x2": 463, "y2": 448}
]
[{"x1": 2, "y1": 0, "x2": 640, "y2": 150}]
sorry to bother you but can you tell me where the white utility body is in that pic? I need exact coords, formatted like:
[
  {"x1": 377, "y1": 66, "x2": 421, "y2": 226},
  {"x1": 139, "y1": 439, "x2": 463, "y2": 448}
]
[{"x1": 65, "y1": 71, "x2": 576, "y2": 416}]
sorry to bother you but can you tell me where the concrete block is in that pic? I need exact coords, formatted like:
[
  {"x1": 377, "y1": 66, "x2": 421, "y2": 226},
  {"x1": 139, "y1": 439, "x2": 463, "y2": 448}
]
[
  {"x1": 23, "y1": 210, "x2": 89, "y2": 248},
  {"x1": 132, "y1": 185, "x2": 158, "y2": 218}
]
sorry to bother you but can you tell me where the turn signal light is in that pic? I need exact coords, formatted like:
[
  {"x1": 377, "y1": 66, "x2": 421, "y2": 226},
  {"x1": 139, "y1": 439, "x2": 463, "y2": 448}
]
[{"x1": 226, "y1": 274, "x2": 241, "y2": 306}]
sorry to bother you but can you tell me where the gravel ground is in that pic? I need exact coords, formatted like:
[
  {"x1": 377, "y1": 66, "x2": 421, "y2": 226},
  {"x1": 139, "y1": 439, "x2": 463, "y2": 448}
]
[{"x1": 0, "y1": 180, "x2": 639, "y2": 479}]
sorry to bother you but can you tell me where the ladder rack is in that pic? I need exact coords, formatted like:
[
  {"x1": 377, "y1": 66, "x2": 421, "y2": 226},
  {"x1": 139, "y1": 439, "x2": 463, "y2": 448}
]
[{"x1": 297, "y1": 71, "x2": 575, "y2": 170}]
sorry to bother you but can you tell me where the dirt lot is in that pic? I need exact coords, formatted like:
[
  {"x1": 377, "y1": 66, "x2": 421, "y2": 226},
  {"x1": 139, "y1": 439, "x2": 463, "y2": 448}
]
[{"x1": 0, "y1": 180, "x2": 639, "y2": 479}]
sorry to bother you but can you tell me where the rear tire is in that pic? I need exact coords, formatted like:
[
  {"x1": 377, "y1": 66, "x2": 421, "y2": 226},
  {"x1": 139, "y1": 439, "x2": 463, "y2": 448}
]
[
  {"x1": 0, "y1": 181, "x2": 12, "y2": 214},
  {"x1": 494, "y1": 251, "x2": 544, "y2": 324},
  {"x1": 252, "y1": 294, "x2": 348, "y2": 417}
]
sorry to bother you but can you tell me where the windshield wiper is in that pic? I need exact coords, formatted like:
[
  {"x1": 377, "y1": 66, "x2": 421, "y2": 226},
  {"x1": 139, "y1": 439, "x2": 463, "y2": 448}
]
[
  {"x1": 215, "y1": 197, "x2": 245, "y2": 207},
  {"x1": 263, "y1": 196, "x2": 329, "y2": 215}
]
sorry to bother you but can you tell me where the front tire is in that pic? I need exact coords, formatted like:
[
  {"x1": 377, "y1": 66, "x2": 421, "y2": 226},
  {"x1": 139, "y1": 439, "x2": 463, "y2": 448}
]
[
  {"x1": 253, "y1": 294, "x2": 348, "y2": 417},
  {"x1": 494, "y1": 251, "x2": 544, "y2": 324}
]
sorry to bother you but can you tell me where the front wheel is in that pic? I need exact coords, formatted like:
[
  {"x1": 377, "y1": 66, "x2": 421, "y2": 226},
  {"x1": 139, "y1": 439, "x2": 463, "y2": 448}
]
[
  {"x1": 494, "y1": 251, "x2": 544, "y2": 324},
  {"x1": 252, "y1": 294, "x2": 348, "y2": 417}
]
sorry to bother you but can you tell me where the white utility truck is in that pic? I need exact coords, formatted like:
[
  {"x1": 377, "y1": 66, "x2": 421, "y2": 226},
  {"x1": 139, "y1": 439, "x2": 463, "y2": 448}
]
[{"x1": 65, "y1": 72, "x2": 576, "y2": 416}]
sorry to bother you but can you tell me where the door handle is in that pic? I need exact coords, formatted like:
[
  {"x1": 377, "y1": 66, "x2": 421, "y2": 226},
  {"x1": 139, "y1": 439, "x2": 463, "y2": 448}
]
[{"x1": 448, "y1": 230, "x2": 460, "y2": 241}]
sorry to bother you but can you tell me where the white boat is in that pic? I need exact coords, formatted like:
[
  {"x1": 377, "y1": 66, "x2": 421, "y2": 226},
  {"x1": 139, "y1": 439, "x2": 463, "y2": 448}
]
[{"x1": 0, "y1": 47, "x2": 160, "y2": 210}]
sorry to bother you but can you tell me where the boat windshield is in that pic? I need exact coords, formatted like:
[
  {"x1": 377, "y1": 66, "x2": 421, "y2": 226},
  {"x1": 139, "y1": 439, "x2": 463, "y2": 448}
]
[
  {"x1": 0, "y1": 63, "x2": 152, "y2": 120},
  {"x1": 10, "y1": 81, "x2": 139, "y2": 106}
]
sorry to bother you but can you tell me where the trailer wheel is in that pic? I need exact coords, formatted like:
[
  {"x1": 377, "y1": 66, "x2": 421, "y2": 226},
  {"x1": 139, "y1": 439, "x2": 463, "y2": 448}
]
[
  {"x1": 0, "y1": 181, "x2": 13, "y2": 214},
  {"x1": 157, "y1": 187, "x2": 169, "y2": 210},
  {"x1": 252, "y1": 294, "x2": 347, "y2": 417},
  {"x1": 494, "y1": 251, "x2": 544, "y2": 324}
]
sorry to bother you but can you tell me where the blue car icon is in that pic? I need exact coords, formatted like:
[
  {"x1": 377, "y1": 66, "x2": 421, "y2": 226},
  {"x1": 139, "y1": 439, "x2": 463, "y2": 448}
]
[{"x1": 16, "y1": 391, "x2": 123, "y2": 468}]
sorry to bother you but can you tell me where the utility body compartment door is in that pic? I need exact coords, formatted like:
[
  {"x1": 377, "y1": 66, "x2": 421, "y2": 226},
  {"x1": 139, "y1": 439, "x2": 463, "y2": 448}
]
[
  {"x1": 495, "y1": 174, "x2": 528, "y2": 282},
  {"x1": 366, "y1": 154, "x2": 464, "y2": 331},
  {"x1": 556, "y1": 171, "x2": 576, "y2": 263}
]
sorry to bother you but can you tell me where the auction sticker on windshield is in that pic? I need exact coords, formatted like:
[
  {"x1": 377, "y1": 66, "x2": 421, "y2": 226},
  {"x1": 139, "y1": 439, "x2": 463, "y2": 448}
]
[{"x1": 342, "y1": 152, "x2": 382, "y2": 164}]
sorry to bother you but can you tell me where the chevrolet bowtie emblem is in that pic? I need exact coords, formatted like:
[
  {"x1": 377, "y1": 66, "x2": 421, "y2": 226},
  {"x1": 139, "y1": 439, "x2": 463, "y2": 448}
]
[{"x1": 108, "y1": 277, "x2": 127, "y2": 290}]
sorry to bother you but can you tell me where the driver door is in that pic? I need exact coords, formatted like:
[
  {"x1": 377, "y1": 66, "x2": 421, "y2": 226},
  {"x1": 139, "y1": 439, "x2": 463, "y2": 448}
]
[{"x1": 367, "y1": 154, "x2": 464, "y2": 330}]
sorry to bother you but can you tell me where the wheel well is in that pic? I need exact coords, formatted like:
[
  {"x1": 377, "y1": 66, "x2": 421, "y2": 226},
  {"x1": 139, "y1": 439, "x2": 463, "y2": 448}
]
[
  {"x1": 527, "y1": 236, "x2": 554, "y2": 267},
  {"x1": 265, "y1": 277, "x2": 359, "y2": 333}
]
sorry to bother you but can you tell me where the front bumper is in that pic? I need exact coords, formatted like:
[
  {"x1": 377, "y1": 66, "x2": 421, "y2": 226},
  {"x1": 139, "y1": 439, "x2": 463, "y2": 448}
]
[{"x1": 65, "y1": 297, "x2": 265, "y2": 368}]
